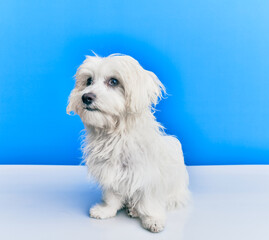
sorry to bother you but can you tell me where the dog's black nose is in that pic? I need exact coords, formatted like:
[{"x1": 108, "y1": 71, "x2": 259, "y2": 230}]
[{"x1": 82, "y1": 93, "x2": 96, "y2": 105}]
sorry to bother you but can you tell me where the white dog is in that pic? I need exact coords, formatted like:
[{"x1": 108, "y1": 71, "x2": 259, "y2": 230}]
[{"x1": 67, "y1": 54, "x2": 189, "y2": 233}]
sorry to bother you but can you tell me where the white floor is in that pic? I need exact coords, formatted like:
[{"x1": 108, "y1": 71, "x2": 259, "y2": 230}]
[{"x1": 0, "y1": 165, "x2": 268, "y2": 240}]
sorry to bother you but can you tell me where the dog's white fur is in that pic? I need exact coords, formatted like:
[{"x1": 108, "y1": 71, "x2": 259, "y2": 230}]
[{"x1": 67, "y1": 54, "x2": 189, "y2": 233}]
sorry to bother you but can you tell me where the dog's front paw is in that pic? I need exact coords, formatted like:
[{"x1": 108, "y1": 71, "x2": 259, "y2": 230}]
[
  {"x1": 142, "y1": 217, "x2": 165, "y2": 233},
  {"x1": 126, "y1": 207, "x2": 139, "y2": 218},
  {"x1": 89, "y1": 204, "x2": 117, "y2": 219}
]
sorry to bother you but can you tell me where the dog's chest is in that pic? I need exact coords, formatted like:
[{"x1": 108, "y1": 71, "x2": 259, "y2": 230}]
[{"x1": 87, "y1": 135, "x2": 144, "y2": 194}]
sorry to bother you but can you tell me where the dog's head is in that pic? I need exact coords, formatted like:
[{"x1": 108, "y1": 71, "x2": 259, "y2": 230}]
[{"x1": 67, "y1": 54, "x2": 165, "y2": 129}]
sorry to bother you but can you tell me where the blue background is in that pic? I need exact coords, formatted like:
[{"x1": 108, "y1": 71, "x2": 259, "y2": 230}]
[{"x1": 1, "y1": 0, "x2": 269, "y2": 165}]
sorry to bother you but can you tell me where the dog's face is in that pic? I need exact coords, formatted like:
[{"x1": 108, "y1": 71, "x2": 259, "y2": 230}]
[{"x1": 67, "y1": 54, "x2": 165, "y2": 129}]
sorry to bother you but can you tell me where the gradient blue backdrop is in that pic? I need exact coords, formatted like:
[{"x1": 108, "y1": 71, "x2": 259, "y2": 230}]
[{"x1": 1, "y1": 0, "x2": 269, "y2": 165}]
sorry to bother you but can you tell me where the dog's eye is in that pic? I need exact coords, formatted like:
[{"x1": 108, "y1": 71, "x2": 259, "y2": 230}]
[
  {"x1": 108, "y1": 78, "x2": 119, "y2": 87},
  {"x1": 86, "y1": 77, "x2": 93, "y2": 86}
]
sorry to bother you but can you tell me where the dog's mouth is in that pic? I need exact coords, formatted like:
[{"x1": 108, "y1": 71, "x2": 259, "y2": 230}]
[{"x1": 84, "y1": 106, "x2": 100, "y2": 112}]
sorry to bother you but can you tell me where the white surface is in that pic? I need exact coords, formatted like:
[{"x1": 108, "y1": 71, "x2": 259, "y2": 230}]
[{"x1": 0, "y1": 165, "x2": 268, "y2": 240}]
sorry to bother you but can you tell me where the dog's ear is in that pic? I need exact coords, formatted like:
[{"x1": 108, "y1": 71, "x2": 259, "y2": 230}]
[
  {"x1": 126, "y1": 67, "x2": 166, "y2": 114},
  {"x1": 145, "y1": 70, "x2": 166, "y2": 106},
  {"x1": 66, "y1": 95, "x2": 73, "y2": 115},
  {"x1": 66, "y1": 89, "x2": 77, "y2": 115}
]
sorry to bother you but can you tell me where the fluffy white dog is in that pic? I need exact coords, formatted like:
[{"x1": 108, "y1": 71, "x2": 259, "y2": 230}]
[{"x1": 67, "y1": 54, "x2": 189, "y2": 233}]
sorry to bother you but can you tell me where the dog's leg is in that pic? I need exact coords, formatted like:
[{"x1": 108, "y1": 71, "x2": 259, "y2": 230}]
[
  {"x1": 90, "y1": 189, "x2": 123, "y2": 219},
  {"x1": 136, "y1": 196, "x2": 166, "y2": 233},
  {"x1": 126, "y1": 202, "x2": 139, "y2": 218}
]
